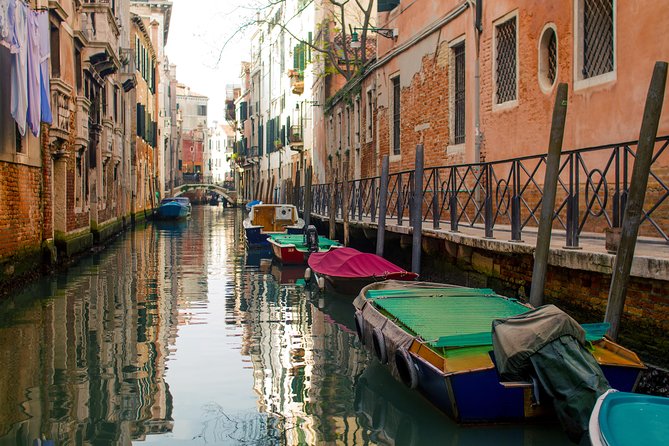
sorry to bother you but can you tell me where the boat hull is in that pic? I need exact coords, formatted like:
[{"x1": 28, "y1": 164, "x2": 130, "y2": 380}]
[
  {"x1": 270, "y1": 242, "x2": 307, "y2": 264},
  {"x1": 157, "y1": 202, "x2": 190, "y2": 220},
  {"x1": 245, "y1": 226, "x2": 303, "y2": 248},
  {"x1": 316, "y1": 272, "x2": 417, "y2": 296}
]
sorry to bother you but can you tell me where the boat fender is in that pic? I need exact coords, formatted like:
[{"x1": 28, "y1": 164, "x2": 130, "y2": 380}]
[
  {"x1": 372, "y1": 327, "x2": 388, "y2": 364},
  {"x1": 354, "y1": 311, "x2": 366, "y2": 344},
  {"x1": 304, "y1": 267, "x2": 312, "y2": 281},
  {"x1": 395, "y1": 347, "x2": 419, "y2": 389},
  {"x1": 317, "y1": 276, "x2": 325, "y2": 290}
]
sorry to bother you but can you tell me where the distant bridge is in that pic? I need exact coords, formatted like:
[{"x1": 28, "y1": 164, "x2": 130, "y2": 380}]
[{"x1": 173, "y1": 183, "x2": 237, "y2": 204}]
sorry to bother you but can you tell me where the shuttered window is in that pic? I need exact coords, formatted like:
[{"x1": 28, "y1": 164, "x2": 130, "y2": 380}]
[{"x1": 392, "y1": 76, "x2": 400, "y2": 156}]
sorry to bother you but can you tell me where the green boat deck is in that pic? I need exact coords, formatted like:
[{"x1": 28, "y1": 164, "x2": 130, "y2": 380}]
[
  {"x1": 268, "y1": 234, "x2": 341, "y2": 251},
  {"x1": 366, "y1": 287, "x2": 609, "y2": 349}
]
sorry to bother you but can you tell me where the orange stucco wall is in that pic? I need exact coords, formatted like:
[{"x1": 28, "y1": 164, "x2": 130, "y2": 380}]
[{"x1": 481, "y1": 0, "x2": 669, "y2": 162}]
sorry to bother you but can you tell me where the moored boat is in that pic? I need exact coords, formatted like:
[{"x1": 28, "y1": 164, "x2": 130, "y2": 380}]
[
  {"x1": 353, "y1": 281, "x2": 645, "y2": 428},
  {"x1": 267, "y1": 233, "x2": 341, "y2": 265},
  {"x1": 243, "y1": 204, "x2": 304, "y2": 247},
  {"x1": 589, "y1": 390, "x2": 669, "y2": 446},
  {"x1": 307, "y1": 247, "x2": 418, "y2": 295},
  {"x1": 156, "y1": 197, "x2": 191, "y2": 220}
]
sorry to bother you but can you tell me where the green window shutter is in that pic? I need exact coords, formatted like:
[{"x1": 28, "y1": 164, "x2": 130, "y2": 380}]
[
  {"x1": 258, "y1": 124, "x2": 263, "y2": 156},
  {"x1": 307, "y1": 32, "x2": 312, "y2": 62},
  {"x1": 378, "y1": 0, "x2": 400, "y2": 12},
  {"x1": 293, "y1": 44, "x2": 300, "y2": 70}
]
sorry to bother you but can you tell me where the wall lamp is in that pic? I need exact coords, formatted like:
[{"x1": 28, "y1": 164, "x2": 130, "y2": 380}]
[{"x1": 351, "y1": 27, "x2": 398, "y2": 48}]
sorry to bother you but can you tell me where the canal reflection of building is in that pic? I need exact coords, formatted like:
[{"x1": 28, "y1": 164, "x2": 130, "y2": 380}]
[
  {"x1": 0, "y1": 226, "x2": 175, "y2": 445},
  {"x1": 234, "y1": 261, "x2": 371, "y2": 444}
]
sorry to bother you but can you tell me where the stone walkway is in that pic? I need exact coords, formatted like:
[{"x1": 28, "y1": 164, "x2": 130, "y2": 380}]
[{"x1": 311, "y1": 213, "x2": 669, "y2": 280}]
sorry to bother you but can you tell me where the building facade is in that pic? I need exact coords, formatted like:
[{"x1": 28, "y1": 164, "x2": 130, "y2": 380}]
[
  {"x1": 0, "y1": 0, "x2": 174, "y2": 290},
  {"x1": 324, "y1": 0, "x2": 669, "y2": 182}
]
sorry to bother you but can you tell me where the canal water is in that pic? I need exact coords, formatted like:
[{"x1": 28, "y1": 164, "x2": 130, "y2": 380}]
[{"x1": 0, "y1": 206, "x2": 570, "y2": 445}]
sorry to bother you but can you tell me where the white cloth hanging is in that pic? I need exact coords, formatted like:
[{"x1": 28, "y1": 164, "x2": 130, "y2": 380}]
[
  {"x1": 26, "y1": 8, "x2": 40, "y2": 135},
  {"x1": 10, "y1": 0, "x2": 28, "y2": 136}
]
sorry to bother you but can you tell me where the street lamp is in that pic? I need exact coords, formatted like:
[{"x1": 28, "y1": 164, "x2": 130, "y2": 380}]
[{"x1": 350, "y1": 27, "x2": 398, "y2": 49}]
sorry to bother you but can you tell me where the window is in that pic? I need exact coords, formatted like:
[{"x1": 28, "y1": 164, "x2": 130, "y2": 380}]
[
  {"x1": 354, "y1": 96, "x2": 361, "y2": 147},
  {"x1": 391, "y1": 76, "x2": 400, "y2": 156},
  {"x1": 365, "y1": 89, "x2": 373, "y2": 142},
  {"x1": 578, "y1": 0, "x2": 614, "y2": 80},
  {"x1": 346, "y1": 106, "x2": 351, "y2": 149},
  {"x1": 539, "y1": 26, "x2": 558, "y2": 91},
  {"x1": 453, "y1": 43, "x2": 466, "y2": 144},
  {"x1": 494, "y1": 15, "x2": 517, "y2": 105},
  {"x1": 197, "y1": 105, "x2": 207, "y2": 116},
  {"x1": 50, "y1": 24, "x2": 60, "y2": 78}
]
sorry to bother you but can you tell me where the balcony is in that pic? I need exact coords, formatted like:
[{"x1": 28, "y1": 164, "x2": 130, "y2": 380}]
[
  {"x1": 75, "y1": 96, "x2": 92, "y2": 150},
  {"x1": 288, "y1": 125, "x2": 303, "y2": 146},
  {"x1": 49, "y1": 79, "x2": 72, "y2": 155},
  {"x1": 288, "y1": 69, "x2": 304, "y2": 95}
]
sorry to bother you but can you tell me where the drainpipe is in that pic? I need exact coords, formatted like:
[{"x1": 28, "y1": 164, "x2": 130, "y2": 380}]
[{"x1": 474, "y1": 0, "x2": 482, "y2": 164}]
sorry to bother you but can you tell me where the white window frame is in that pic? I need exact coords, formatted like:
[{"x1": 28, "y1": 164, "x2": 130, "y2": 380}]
[
  {"x1": 492, "y1": 10, "x2": 519, "y2": 111},
  {"x1": 448, "y1": 34, "x2": 467, "y2": 151},
  {"x1": 573, "y1": 0, "x2": 616, "y2": 91},
  {"x1": 538, "y1": 23, "x2": 559, "y2": 93}
]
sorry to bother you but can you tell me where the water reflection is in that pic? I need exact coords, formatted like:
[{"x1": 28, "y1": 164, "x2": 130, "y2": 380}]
[{"x1": 0, "y1": 207, "x2": 570, "y2": 445}]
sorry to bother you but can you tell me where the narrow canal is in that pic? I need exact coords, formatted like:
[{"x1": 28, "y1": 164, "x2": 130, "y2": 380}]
[{"x1": 0, "y1": 206, "x2": 570, "y2": 445}]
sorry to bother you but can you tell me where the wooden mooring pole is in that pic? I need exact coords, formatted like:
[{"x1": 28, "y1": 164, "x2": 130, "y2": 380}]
[
  {"x1": 411, "y1": 145, "x2": 424, "y2": 274},
  {"x1": 304, "y1": 166, "x2": 312, "y2": 228},
  {"x1": 376, "y1": 155, "x2": 390, "y2": 257},
  {"x1": 329, "y1": 170, "x2": 337, "y2": 240},
  {"x1": 605, "y1": 61, "x2": 667, "y2": 340},
  {"x1": 529, "y1": 83, "x2": 569, "y2": 307},
  {"x1": 343, "y1": 161, "x2": 350, "y2": 246}
]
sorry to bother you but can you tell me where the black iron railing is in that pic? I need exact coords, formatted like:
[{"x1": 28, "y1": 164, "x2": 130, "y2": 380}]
[{"x1": 294, "y1": 136, "x2": 669, "y2": 246}]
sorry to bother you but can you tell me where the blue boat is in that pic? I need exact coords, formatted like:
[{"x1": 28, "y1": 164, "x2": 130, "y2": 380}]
[
  {"x1": 353, "y1": 281, "x2": 646, "y2": 426},
  {"x1": 157, "y1": 197, "x2": 191, "y2": 220},
  {"x1": 589, "y1": 390, "x2": 669, "y2": 446},
  {"x1": 243, "y1": 204, "x2": 304, "y2": 247}
]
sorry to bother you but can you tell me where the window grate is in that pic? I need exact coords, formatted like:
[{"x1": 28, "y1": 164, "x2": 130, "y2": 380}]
[
  {"x1": 454, "y1": 43, "x2": 466, "y2": 145},
  {"x1": 547, "y1": 30, "x2": 557, "y2": 85},
  {"x1": 496, "y1": 17, "x2": 517, "y2": 104},
  {"x1": 583, "y1": 0, "x2": 613, "y2": 79},
  {"x1": 392, "y1": 77, "x2": 401, "y2": 155}
]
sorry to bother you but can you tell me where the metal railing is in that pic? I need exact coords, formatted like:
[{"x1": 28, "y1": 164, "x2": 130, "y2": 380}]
[{"x1": 294, "y1": 136, "x2": 669, "y2": 246}]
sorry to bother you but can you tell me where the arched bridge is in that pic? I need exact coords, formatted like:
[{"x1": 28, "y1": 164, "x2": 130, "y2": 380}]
[{"x1": 173, "y1": 183, "x2": 237, "y2": 205}]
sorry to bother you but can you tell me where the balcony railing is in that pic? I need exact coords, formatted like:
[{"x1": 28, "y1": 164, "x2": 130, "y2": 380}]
[
  {"x1": 288, "y1": 125, "x2": 303, "y2": 145},
  {"x1": 295, "y1": 136, "x2": 669, "y2": 246}
]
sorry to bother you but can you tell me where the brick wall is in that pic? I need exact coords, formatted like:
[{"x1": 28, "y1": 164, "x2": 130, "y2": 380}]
[{"x1": 0, "y1": 162, "x2": 43, "y2": 260}]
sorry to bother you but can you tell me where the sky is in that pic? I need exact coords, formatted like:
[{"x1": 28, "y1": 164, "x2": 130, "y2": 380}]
[{"x1": 166, "y1": 0, "x2": 254, "y2": 123}]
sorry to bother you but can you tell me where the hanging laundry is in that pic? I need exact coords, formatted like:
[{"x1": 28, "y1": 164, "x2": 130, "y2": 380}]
[
  {"x1": 9, "y1": 0, "x2": 28, "y2": 136},
  {"x1": 26, "y1": 8, "x2": 41, "y2": 136},
  {"x1": 37, "y1": 10, "x2": 51, "y2": 124}
]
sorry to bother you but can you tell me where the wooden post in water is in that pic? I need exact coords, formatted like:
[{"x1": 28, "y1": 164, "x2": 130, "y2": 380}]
[
  {"x1": 605, "y1": 62, "x2": 667, "y2": 340},
  {"x1": 343, "y1": 160, "x2": 350, "y2": 246},
  {"x1": 530, "y1": 83, "x2": 569, "y2": 307},
  {"x1": 329, "y1": 170, "x2": 337, "y2": 240},
  {"x1": 304, "y1": 166, "x2": 312, "y2": 228},
  {"x1": 411, "y1": 145, "x2": 424, "y2": 274},
  {"x1": 376, "y1": 156, "x2": 390, "y2": 257}
]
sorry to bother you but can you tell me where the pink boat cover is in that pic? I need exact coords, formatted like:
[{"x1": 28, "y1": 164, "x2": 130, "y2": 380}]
[{"x1": 308, "y1": 247, "x2": 418, "y2": 280}]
